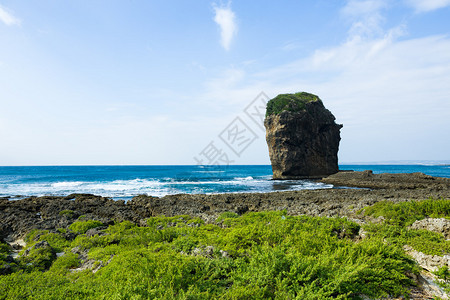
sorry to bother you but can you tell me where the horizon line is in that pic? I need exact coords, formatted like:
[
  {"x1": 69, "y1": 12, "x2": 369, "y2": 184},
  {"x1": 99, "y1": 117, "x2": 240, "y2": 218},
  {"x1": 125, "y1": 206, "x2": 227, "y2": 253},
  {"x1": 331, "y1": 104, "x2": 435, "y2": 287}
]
[{"x1": 0, "y1": 160, "x2": 449, "y2": 167}]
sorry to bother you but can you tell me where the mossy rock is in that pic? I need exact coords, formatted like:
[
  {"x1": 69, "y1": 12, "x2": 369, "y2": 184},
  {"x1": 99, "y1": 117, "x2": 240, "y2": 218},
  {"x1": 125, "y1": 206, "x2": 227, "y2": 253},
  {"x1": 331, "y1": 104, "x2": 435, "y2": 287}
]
[
  {"x1": 265, "y1": 92, "x2": 321, "y2": 117},
  {"x1": 59, "y1": 209, "x2": 75, "y2": 217}
]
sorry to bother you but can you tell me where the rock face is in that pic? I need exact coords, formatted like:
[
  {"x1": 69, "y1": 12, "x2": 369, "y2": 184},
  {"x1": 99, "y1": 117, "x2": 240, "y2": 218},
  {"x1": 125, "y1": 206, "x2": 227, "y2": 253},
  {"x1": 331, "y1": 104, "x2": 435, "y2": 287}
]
[{"x1": 264, "y1": 92, "x2": 342, "y2": 179}]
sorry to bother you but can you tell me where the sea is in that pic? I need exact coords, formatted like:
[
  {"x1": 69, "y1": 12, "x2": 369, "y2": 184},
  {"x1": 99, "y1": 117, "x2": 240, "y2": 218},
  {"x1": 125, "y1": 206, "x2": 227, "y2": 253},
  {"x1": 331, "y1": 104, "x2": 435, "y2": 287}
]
[{"x1": 0, "y1": 165, "x2": 449, "y2": 201}]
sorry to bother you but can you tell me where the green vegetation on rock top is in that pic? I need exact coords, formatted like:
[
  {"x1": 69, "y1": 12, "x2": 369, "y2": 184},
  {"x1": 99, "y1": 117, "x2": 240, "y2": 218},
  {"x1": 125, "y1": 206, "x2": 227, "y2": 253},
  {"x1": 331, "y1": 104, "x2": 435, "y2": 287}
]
[{"x1": 265, "y1": 92, "x2": 321, "y2": 117}]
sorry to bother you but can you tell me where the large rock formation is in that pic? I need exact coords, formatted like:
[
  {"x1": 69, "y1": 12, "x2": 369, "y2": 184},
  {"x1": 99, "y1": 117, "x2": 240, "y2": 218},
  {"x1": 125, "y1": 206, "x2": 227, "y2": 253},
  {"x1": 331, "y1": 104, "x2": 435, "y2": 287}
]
[{"x1": 264, "y1": 92, "x2": 342, "y2": 179}]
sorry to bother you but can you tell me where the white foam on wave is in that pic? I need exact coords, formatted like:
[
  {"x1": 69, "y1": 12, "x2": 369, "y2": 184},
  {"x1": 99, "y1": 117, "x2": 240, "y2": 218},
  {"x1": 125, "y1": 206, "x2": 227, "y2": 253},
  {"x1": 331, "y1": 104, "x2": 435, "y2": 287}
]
[
  {"x1": 235, "y1": 176, "x2": 254, "y2": 181},
  {"x1": 88, "y1": 179, "x2": 163, "y2": 191},
  {"x1": 301, "y1": 181, "x2": 333, "y2": 190},
  {"x1": 51, "y1": 181, "x2": 85, "y2": 188},
  {"x1": 3, "y1": 178, "x2": 171, "y2": 199},
  {"x1": 2, "y1": 176, "x2": 333, "y2": 200},
  {"x1": 167, "y1": 180, "x2": 223, "y2": 185}
]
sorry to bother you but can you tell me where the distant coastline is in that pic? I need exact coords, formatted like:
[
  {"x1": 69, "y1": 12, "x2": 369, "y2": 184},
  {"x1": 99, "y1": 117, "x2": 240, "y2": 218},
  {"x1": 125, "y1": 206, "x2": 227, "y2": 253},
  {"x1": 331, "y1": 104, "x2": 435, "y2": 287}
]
[{"x1": 340, "y1": 160, "x2": 450, "y2": 166}]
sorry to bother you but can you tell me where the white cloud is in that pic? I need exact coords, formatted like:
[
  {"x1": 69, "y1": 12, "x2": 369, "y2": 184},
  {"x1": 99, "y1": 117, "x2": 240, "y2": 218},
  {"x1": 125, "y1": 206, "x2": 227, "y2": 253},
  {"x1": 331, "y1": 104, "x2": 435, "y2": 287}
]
[
  {"x1": 213, "y1": 2, "x2": 237, "y2": 51},
  {"x1": 341, "y1": 0, "x2": 387, "y2": 39},
  {"x1": 0, "y1": 4, "x2": 21, "y2": 26},
  {"x1": 405, "y1": 0, "x2": 450, "y2": 12}
]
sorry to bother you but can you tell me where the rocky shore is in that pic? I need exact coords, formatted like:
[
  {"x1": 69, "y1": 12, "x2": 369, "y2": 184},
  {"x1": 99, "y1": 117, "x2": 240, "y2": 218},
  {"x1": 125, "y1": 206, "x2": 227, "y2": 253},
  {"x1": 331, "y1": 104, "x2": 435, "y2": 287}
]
[
  {"x1": 1, "y1": 171, "x2": 449, "y2": 242},
  {"x1": 1, "y1": 170, "x2": 450, "y2": 299}
]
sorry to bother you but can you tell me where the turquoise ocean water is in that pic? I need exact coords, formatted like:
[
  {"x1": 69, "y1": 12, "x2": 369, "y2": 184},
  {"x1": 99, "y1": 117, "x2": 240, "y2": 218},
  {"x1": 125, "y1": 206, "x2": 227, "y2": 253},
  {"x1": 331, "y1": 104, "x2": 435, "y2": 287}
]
[{"x1": 0, "y1": 165, "x2": 449, "y2": 200}]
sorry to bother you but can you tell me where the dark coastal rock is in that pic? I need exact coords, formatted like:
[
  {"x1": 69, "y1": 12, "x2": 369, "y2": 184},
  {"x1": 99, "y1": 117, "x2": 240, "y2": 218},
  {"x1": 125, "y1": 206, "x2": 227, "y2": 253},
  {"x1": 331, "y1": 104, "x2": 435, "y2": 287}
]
[
  {"x1": 0, "y1": 194, "x2": 153, "y2": 242},
  {"x1": 264, "y1": 92, "x2": 342, "y2": 179},
  {"x1": 321, "y1": 171, "x2": 450, "y2": 190}
]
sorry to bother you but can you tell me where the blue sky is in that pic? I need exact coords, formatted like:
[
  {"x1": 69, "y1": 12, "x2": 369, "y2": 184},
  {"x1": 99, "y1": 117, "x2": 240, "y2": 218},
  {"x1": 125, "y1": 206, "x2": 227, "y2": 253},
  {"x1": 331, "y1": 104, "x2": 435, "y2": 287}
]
[{"x1": 1, "y1": 0, "x2": 449, "y2": 166}]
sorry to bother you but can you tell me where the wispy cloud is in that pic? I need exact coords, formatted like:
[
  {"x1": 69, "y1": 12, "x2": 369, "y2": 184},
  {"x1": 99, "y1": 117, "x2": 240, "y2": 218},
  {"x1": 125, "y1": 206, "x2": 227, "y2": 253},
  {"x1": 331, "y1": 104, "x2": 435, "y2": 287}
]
[
  {"x1": 213, "y1": 2, "x2": 237, "y2": 51},
  {"x1": 0, "y1": 4, "x2": 21, "y2": 26},
  {"x1": 405, "y1": 0, "x2": 450, "y2": 12},
  {"x1": 341, "y1": 0, "x2": 387, "y2": 39}
]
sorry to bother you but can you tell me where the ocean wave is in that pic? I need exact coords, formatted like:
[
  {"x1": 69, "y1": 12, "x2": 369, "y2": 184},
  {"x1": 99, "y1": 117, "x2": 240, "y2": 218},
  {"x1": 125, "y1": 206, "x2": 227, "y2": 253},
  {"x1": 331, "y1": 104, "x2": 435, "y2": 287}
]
[
  {"x1": 235, "y1": 176, "x2": 254, "y2": 181},
  {"x1": 1, "y1": 176, "x2": 332, "y2": 200},
  {"x1": 2, "y1": 164, "x2": 449, "y2": 199},
  {"x1": 2, "y1": 179, "x2": 168, "y2": 199},
  {"x1": 51, "y1": 181, "x2": 85, "y2": 188}
]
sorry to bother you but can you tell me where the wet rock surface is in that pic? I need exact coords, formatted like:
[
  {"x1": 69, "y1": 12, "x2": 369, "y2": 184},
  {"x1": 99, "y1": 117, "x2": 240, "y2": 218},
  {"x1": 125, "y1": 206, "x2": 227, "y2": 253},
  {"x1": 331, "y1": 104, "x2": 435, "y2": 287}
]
[{"x1": 264, "y1": 93, "x2": 342, "y2": 179}]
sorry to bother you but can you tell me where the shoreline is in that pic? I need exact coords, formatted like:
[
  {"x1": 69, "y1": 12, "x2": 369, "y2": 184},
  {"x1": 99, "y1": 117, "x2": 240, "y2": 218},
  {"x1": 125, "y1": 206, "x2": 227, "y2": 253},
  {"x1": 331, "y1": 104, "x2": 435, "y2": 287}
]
[
  {"x1": 1, "y1": 171, "x2": 449, "y2": 242},
  {"x1": 1, "y1": 165, "x2": 449, "y2": 201}
]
